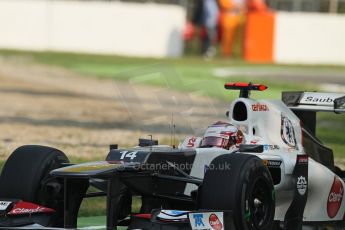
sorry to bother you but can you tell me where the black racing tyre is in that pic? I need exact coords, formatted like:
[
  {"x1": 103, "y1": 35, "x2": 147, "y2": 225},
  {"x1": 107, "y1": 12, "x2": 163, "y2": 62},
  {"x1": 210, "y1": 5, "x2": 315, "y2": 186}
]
[
  {"x1": 0, "y1": 145, "x2": 69, "y2": 204},
  {"x1": 334, "y1": 221, "x2": 345, "y2": 230},
  {"x1": 199, "y1": 153, "x2": 275, "y2": 230}
]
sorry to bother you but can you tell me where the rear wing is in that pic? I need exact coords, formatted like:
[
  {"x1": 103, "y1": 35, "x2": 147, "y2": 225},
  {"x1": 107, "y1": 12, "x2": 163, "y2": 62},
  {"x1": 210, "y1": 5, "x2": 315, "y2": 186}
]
[
  {"x1": 282, "y1": 92, "x2": 345, "y2": 113},
  {"x1": 282, "y1": 91, "x2": 345, "y2": 135}
]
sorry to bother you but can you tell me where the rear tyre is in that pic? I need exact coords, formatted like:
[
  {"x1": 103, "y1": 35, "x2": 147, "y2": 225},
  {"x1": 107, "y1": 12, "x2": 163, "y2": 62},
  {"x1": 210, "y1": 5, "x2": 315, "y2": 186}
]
[
  {"x1": 199, "y1": 153, "x2": 275, "y2": 230},
  {"x1": 334, "y1": 221, "x2": 345, "y2": 230},
  {"x1": 0, "y1": 145, "x2": 69, "y2": 226}
]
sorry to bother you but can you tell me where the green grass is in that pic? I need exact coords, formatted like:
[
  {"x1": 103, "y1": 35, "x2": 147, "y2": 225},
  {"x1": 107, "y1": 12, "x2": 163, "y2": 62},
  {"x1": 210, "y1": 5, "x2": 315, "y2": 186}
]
[
  {"x1": 77, "y1": 216, "x2": 126, "y2": 230},
  {"x1": 0, "y1": 49, "x2": 337, "y2": 101},
  {"x1": 317, "y1": 113, "x2": 345, "y2": 158},
  {"x1": 78, "y1": 216, "x2": 106, "y2": 228}
]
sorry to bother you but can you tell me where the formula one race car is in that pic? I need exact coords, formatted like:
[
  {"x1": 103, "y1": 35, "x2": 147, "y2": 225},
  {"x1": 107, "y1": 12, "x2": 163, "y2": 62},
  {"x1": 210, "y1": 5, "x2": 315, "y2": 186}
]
[{"x1": 0, "y1": 82, "x2": 345, "y2": 230}]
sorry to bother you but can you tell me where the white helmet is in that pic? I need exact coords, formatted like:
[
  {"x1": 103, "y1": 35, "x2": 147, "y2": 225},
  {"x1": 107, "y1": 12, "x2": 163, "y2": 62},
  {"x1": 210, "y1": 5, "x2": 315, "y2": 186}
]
[{"x1": 200, "y1": 121, "x2": 244, "y2": 150}]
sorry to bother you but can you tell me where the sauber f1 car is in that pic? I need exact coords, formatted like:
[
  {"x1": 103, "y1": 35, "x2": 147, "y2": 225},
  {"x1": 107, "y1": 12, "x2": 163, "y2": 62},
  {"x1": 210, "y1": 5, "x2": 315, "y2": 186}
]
[{"x1": 0, "y1": 83, "x2": 345, "y2": 230}]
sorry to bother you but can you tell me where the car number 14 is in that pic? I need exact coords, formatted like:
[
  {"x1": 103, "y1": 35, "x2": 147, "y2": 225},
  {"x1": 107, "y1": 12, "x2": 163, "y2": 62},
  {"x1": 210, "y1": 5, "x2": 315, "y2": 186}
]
[{"x1": 119, "y1": 151, "x2": 138, "y2": 160}]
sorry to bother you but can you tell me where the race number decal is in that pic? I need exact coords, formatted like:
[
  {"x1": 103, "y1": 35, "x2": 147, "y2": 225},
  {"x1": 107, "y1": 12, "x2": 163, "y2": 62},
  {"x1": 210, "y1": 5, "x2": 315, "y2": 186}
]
[
  {"x1": 106, "y1": 150, "x2": 150, "y2": 163},
  {"x1": 120, "y1": 151, "x2": 137, "y2": 160}
]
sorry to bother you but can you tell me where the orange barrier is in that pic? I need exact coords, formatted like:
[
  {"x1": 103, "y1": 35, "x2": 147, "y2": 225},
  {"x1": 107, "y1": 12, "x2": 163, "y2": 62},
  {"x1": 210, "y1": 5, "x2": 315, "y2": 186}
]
[{"x1": 243, "y1": 11, "x2": 275, "y2": 63}]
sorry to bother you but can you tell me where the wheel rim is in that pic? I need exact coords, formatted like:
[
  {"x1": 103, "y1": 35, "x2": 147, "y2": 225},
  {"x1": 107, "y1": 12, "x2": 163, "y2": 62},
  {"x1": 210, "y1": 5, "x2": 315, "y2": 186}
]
[{"x1": 249, "y1": 178, "x2": 272, "y2": 229}]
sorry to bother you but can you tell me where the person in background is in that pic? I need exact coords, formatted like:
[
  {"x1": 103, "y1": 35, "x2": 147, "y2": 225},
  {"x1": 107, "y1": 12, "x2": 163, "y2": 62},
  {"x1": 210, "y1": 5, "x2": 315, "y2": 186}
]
[
  {"x1": 218, "y1": 0, "x2": 245, "y2": 57},
  {"x1": 192, "y1": 0, "x2": 219, "y2": 58},
  {"x1": 202, "y1": 0, "x2": 220, "y2": 59}
]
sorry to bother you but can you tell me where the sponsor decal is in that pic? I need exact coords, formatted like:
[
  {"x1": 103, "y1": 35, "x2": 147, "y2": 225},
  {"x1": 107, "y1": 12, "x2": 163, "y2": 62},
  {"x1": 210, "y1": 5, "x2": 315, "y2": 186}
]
[
  {"x1": 263, "y1": 144, "x2": 280, "y2": 151},
  {"x1": 181, "y1": 136, "x2": 201, "y2": 149},
  {"x1": 252, "y1": 103, "x2": 269, "y2": 112},
  {"x1": 304, "y1": 96, "x2": 334, "y2": 104},
  {"x1": 8, "y1": 201, "x2": 55, "y2": 215},
  {"x1": 193, "y1": 214, "x2": 205, "y2": 227},
  {"x1": 263, "y1": 160, "x2": 282, "y2": 167},
  {"x1": 296, "y1": 176, "x2": 307, "y2": 195},
  {"x1": 187, "y1": 137, "x2": 197, "y2": 148},
  {"x1": 0, "y1": 201, "x2": 12, "y2": 211},
  {"x1": 169, "y1": 210, "x2": 187, "y2": 216},
  {"x1": 299, "y1": 93, "x2": 344, "y2": 106},
  {"x1": 209, "y1": 214, "x2": 223, "y2": 230},
  {"x1": 297, "y1": 155, "x2": 308, "y2": 164},
  {"x1": 156, "y1": 210, "x2": 189, "y2": 221},
  {"x1": 189, "y1": 212, "x2": 224, "y2": 230},
  {"x1": 281, "y1": 114, "x2": 298, "y2": 149},
  {"x1": 327, "y1": 176, "x2": 344, "y2": 218}
]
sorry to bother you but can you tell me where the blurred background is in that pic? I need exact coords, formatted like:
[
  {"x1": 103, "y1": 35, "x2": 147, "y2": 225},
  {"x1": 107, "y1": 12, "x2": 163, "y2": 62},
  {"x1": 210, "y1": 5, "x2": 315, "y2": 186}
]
[{"x1": 0, "y1": 0, "x2": 345, "y2": 226}]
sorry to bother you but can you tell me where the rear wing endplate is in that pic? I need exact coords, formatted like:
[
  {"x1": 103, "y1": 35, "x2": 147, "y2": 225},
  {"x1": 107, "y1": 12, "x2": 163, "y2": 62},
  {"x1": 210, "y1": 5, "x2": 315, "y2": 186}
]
[{"x1": 282, "y1": 91, "x2": 345, "y2": 114}]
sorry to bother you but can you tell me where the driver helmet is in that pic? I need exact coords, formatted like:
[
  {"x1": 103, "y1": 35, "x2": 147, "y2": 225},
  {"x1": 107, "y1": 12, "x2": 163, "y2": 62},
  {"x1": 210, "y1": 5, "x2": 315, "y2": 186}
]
[{"x1": 200, "y1": 121, "x2": 244, "y2": 150}]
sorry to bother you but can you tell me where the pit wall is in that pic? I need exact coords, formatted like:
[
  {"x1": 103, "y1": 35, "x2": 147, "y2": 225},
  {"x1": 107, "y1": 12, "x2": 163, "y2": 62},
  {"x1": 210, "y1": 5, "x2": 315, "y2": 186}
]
[
  {"x1": 0, "y1": 0, "x2": 185, "y2": 58},
  {"x1": 244, "y1": 12, "x2": 345, "y2": 65}
]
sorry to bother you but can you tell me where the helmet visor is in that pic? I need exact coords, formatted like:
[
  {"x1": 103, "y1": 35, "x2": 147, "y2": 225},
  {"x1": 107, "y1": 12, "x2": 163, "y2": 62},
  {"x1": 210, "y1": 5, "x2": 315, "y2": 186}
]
[{"x1": 200, "y1": 136, "x2": 229, "y2": 149}]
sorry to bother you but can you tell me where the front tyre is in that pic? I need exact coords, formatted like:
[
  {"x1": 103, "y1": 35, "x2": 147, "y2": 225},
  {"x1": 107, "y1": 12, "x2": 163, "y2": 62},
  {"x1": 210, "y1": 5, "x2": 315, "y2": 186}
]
[
  {"x1": 199, "y1": 153, "x2": 275, "y2": 230},
  {"x1": 0, "y1": 145, "x2": 69, "y2": 226}
]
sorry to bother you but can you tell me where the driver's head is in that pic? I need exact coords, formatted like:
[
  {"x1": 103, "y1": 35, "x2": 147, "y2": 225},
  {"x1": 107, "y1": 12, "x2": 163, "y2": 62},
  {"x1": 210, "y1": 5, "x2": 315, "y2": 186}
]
[{"x1": 200, "y1": 121, "x2": 244, "y2": 150}]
